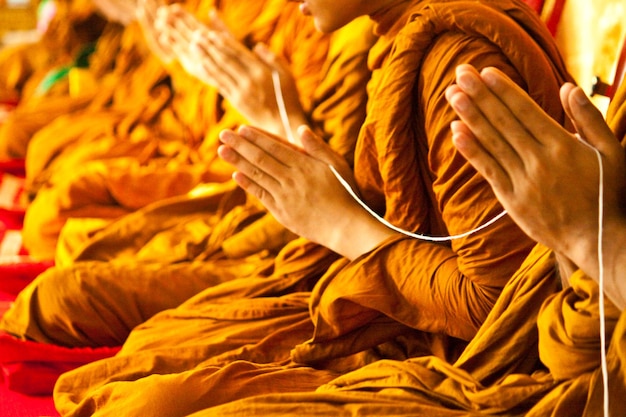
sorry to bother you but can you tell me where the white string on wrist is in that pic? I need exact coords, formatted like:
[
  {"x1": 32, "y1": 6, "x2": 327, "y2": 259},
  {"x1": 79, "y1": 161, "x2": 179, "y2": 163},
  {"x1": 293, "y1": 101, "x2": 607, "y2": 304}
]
[
  {"x1": 328, "y1": 165, "x2": 508, "y2": 241},
  {"x1": 577, "y1": 134, "x2": 609, "y2": 417},
  {"x1": 272, "y1": 70, "x2": 297, "y2": 144}
]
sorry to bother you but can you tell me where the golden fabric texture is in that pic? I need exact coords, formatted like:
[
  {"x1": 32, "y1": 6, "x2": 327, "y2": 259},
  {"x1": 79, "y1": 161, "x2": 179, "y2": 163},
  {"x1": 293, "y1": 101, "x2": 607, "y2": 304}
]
[
  {"x1": 0, "y1": 12, "x2": 376, "y2": 346},
  {"x1": 40, "y1": 0, "x2": 576, "y2": 415},
  {"x1": 178, "y1": 64, "x2": 626, "y2": 417},
  {"x1": 15, "y1": 0, "x2": 374, "y2": 261}
]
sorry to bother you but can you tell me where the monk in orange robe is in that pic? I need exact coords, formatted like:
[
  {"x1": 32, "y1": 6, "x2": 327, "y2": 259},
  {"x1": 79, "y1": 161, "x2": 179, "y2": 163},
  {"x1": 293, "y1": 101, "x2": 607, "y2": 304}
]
[
  {"x1": 43, "y1": 0, "x2": 575, "y2": 415},
  {"x1": 0, "y1": 0, "x2": 112, "y2": 157},
  {"x1": 0, "y1": 0, "x2": 107, "y2": 104},
  {"x1": 188, "y1": 62, "x2": 626, "y2": 417},
  {"x1": 15, "y1": 0, "x2": 372, "y2": 260},
  {"x1": 0, "y1": 0, "x2": 375, "y2": 346}
]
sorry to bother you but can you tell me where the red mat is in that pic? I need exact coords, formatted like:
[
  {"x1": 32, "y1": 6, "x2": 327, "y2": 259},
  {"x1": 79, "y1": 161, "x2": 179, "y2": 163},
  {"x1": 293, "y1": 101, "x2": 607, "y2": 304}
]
[
  {"x1": 0, "y1": 291, "x2": 58, "y2": 417},
  {"x1": 0, "y1": 385, "x2": 58, "y2": 417}
]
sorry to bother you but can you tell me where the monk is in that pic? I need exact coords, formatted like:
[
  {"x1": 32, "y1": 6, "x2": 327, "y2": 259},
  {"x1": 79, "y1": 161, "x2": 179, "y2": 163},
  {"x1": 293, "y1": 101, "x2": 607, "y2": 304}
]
[
  {"x1": 189, "y1": 65, "x2": 626, "y2": 416},
  {"x1": 14, "y1": 0, "x2": 373, "y2": 260},
  {"x1": 0, "y1": 0, "x2": 112, "y2": 157},
  {"x1": 0, "y1": 0, "x2": 375, "y2": 347},
  {"x1": 45, "y1": 0, "x2": 575, "y2": 415}
]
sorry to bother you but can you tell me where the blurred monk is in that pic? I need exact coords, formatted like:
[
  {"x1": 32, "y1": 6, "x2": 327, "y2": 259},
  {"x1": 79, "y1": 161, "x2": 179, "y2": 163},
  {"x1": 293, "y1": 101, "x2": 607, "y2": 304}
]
[
  {"x1": 14, "y1": 0, "x2": 370, "y2": 260},
  {"x1": 0, "y1": 0, "x2": 375, "y2": 348}
]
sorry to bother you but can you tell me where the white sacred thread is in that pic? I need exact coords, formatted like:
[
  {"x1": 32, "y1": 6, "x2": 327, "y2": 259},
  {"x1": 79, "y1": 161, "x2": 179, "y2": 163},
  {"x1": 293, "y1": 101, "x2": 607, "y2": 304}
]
[
  {"x1": 272, "y1": 70, "x2": 297, "y2": 145},
  {"x1": 577, "y1": 134, "x2": 609, "y2": 417},
  {"x1": 328, "y1": 165, "x2": 508, "y2": 241},
  {"x1": 272, "y1": 68, "x2": 508, "y2": 241}
]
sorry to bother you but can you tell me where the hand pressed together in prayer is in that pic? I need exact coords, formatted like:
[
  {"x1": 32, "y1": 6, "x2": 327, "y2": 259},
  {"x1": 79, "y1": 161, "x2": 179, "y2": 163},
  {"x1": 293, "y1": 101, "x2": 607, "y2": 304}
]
[
  {"x1": 137, "y1": 0, "x2": 176, "y2": 65},
  {"x1": 140, "y1": 2, "x2": 308, "y2": 141},
  {"x1": 446, "y1": 64, "x2": 626, "y2": 310},
  {"x1": 218, "y1": 125, "x2": 397, "y2": 260},
  {"x1": 92, "y1": 0, "x2": 138, "y2": 25}
]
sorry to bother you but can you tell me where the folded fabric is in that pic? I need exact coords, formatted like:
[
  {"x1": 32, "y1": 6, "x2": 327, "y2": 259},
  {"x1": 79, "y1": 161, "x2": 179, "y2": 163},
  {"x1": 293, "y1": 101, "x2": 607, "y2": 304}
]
[{"x1": 0, "y1": 100, "x2": 18, "y2": 125}]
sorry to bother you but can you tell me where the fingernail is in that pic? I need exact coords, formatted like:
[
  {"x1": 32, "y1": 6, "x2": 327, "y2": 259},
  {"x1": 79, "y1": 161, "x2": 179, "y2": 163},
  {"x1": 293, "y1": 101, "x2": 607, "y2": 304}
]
[
  {"x1": 573, "y1": 87, "x2": 590, "y2": 106},
  {"x1": 448, "y1": 92, "x2": 468, "y2": 111},
  {"x1": 456, "y1": 71, "x2": 477, "y2": 93},
  {"x1": 479, "y1": 68, "x2": 498, "y2": 88},
  {"x1": 219, "y1": 130, "x2": 234, "y2": 143}
]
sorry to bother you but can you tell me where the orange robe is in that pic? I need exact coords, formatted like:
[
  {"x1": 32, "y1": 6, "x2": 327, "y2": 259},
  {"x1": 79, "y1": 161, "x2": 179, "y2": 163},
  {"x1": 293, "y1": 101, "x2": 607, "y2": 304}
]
[
  {"x1": 0, "y1": 14, "x2": 376, "y2": 346},
  {"x1": 48, "y1": 0, "x2": 573, "y2": 415},
  {"x1": 17, "y1": 0, "x2": 370, "y2": 260},
  {"x1": 179, "y1": 28, "x2": 626, "y2": 417}
]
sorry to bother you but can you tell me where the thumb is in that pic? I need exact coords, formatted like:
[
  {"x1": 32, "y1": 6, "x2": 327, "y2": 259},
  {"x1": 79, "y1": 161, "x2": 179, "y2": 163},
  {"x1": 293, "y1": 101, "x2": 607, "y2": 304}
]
[
  {"x1": 254, "y1": 43, "x2": 290, "y2": 74},
  {"x1": 298, "y1": 125, "x2": 336, "y2": 164},
  {"x1": 568, "y1": 86, "x2": 618, "y2": 153}
]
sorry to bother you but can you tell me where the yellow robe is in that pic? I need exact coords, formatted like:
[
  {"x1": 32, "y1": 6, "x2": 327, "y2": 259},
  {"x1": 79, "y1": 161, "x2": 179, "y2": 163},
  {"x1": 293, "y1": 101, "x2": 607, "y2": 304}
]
[
  {"x1": 180, "y1": 24, "x2": 626, "y2": 417},
  {"x1": 18, "y1": 0, "x2": 363, "y2": 260},
  {"x1": 48, "y1": 0, "x2": 573, "y2": 415},
  {"x1": 0, "y1": 14, "x2": 376, "y2": 346}
]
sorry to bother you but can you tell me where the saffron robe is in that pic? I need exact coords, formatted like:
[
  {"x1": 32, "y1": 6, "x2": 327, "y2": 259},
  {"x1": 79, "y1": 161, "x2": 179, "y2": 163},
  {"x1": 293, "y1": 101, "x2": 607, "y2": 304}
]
[
  {"x1": 194, "y1": 82, "x2": 626, "y2": 417},
  {"x1": 48, "y1": 0, "x2": 573, "y2": 415},
  {"x1": 0, "y1": 13, "x2": 377, "y2": 346},
  {"x1": 17, "y1": 0, "x2": 365, "y2": 260}
]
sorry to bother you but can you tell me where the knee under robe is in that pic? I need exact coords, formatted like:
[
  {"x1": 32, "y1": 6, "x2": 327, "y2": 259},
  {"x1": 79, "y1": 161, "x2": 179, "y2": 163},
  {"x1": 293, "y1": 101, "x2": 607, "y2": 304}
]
[{"x1": 49, "y1": 0, "x2": 575, "y2": 415}]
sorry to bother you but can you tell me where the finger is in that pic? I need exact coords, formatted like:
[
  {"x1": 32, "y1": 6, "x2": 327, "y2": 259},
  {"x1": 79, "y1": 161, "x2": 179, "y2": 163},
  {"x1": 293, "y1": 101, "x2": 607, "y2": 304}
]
[
  {"x1": 254, "y1": 43, "x2": 286, "y2": 73},
  {"x1": 217, "y1": 131, "x2": 282, "y2": 201},
  {"x1": 229, "y1": 170, "x2": 277, "y2": 210},
  {"x1": 206, "y1": 30, "x2": 253, "y2": 70},
  {"x1": 140, "y1": 0, "x2": 161, "y2": 28},
  {"x1": 190, "y1": 32, "x2": 236, "y2": 91},
  {"x1": 218, "y1": 127, "x2": 295, "y2": 189},
  {"x1": 137, "y1": 0, "x2": 149, "y2": 23},
  {"x1": 565, "y1": 86, "x2": 618, "y2": 153},
  {"x1": 200, "y1": 31, "x2": 256, "y2": 93},
  {"x1": 559, "y1": 82, "x2": 577, "y2": 121},
  {"x1": 479, "y1": 66, "x2": 566, "y2": 145},
  {"x1": 446, "y1": 75, "x2": 524, "y2": 173},
  {"x1": 450, "y1": 120, "x2": 513, "y2": 194},
  {"x1": 169, "y1": 6, "x2": 201, "y2": 43},
  {"x1": 455, "y1": 65, "x2": 539, "y2": 153},
  {"x1": 298, "y1": 125, "x2": 339, "y2": 166}
]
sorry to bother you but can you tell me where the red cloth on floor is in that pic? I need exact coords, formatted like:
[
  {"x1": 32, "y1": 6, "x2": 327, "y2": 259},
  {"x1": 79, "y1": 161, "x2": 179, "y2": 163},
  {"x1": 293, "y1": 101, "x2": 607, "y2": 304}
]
[
  {"x1": 0, "y1": 259, "x2": 55, "y2": 295},
  {"x1": 0, "y1": 384, "x2": 58, "y2": 417},
  {"x1": 0, "y1": 332, "x2": 121, "y2": 395}
]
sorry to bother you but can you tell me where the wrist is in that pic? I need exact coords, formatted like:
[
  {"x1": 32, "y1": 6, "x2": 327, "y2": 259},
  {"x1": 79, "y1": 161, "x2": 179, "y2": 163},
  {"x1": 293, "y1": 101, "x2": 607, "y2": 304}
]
[
  {"x1": 326, "y1": 207, "x2": 399, "y2": 260},
  {"x1": 600, "y1": 217, "x2": 626, "y2": 310}
]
